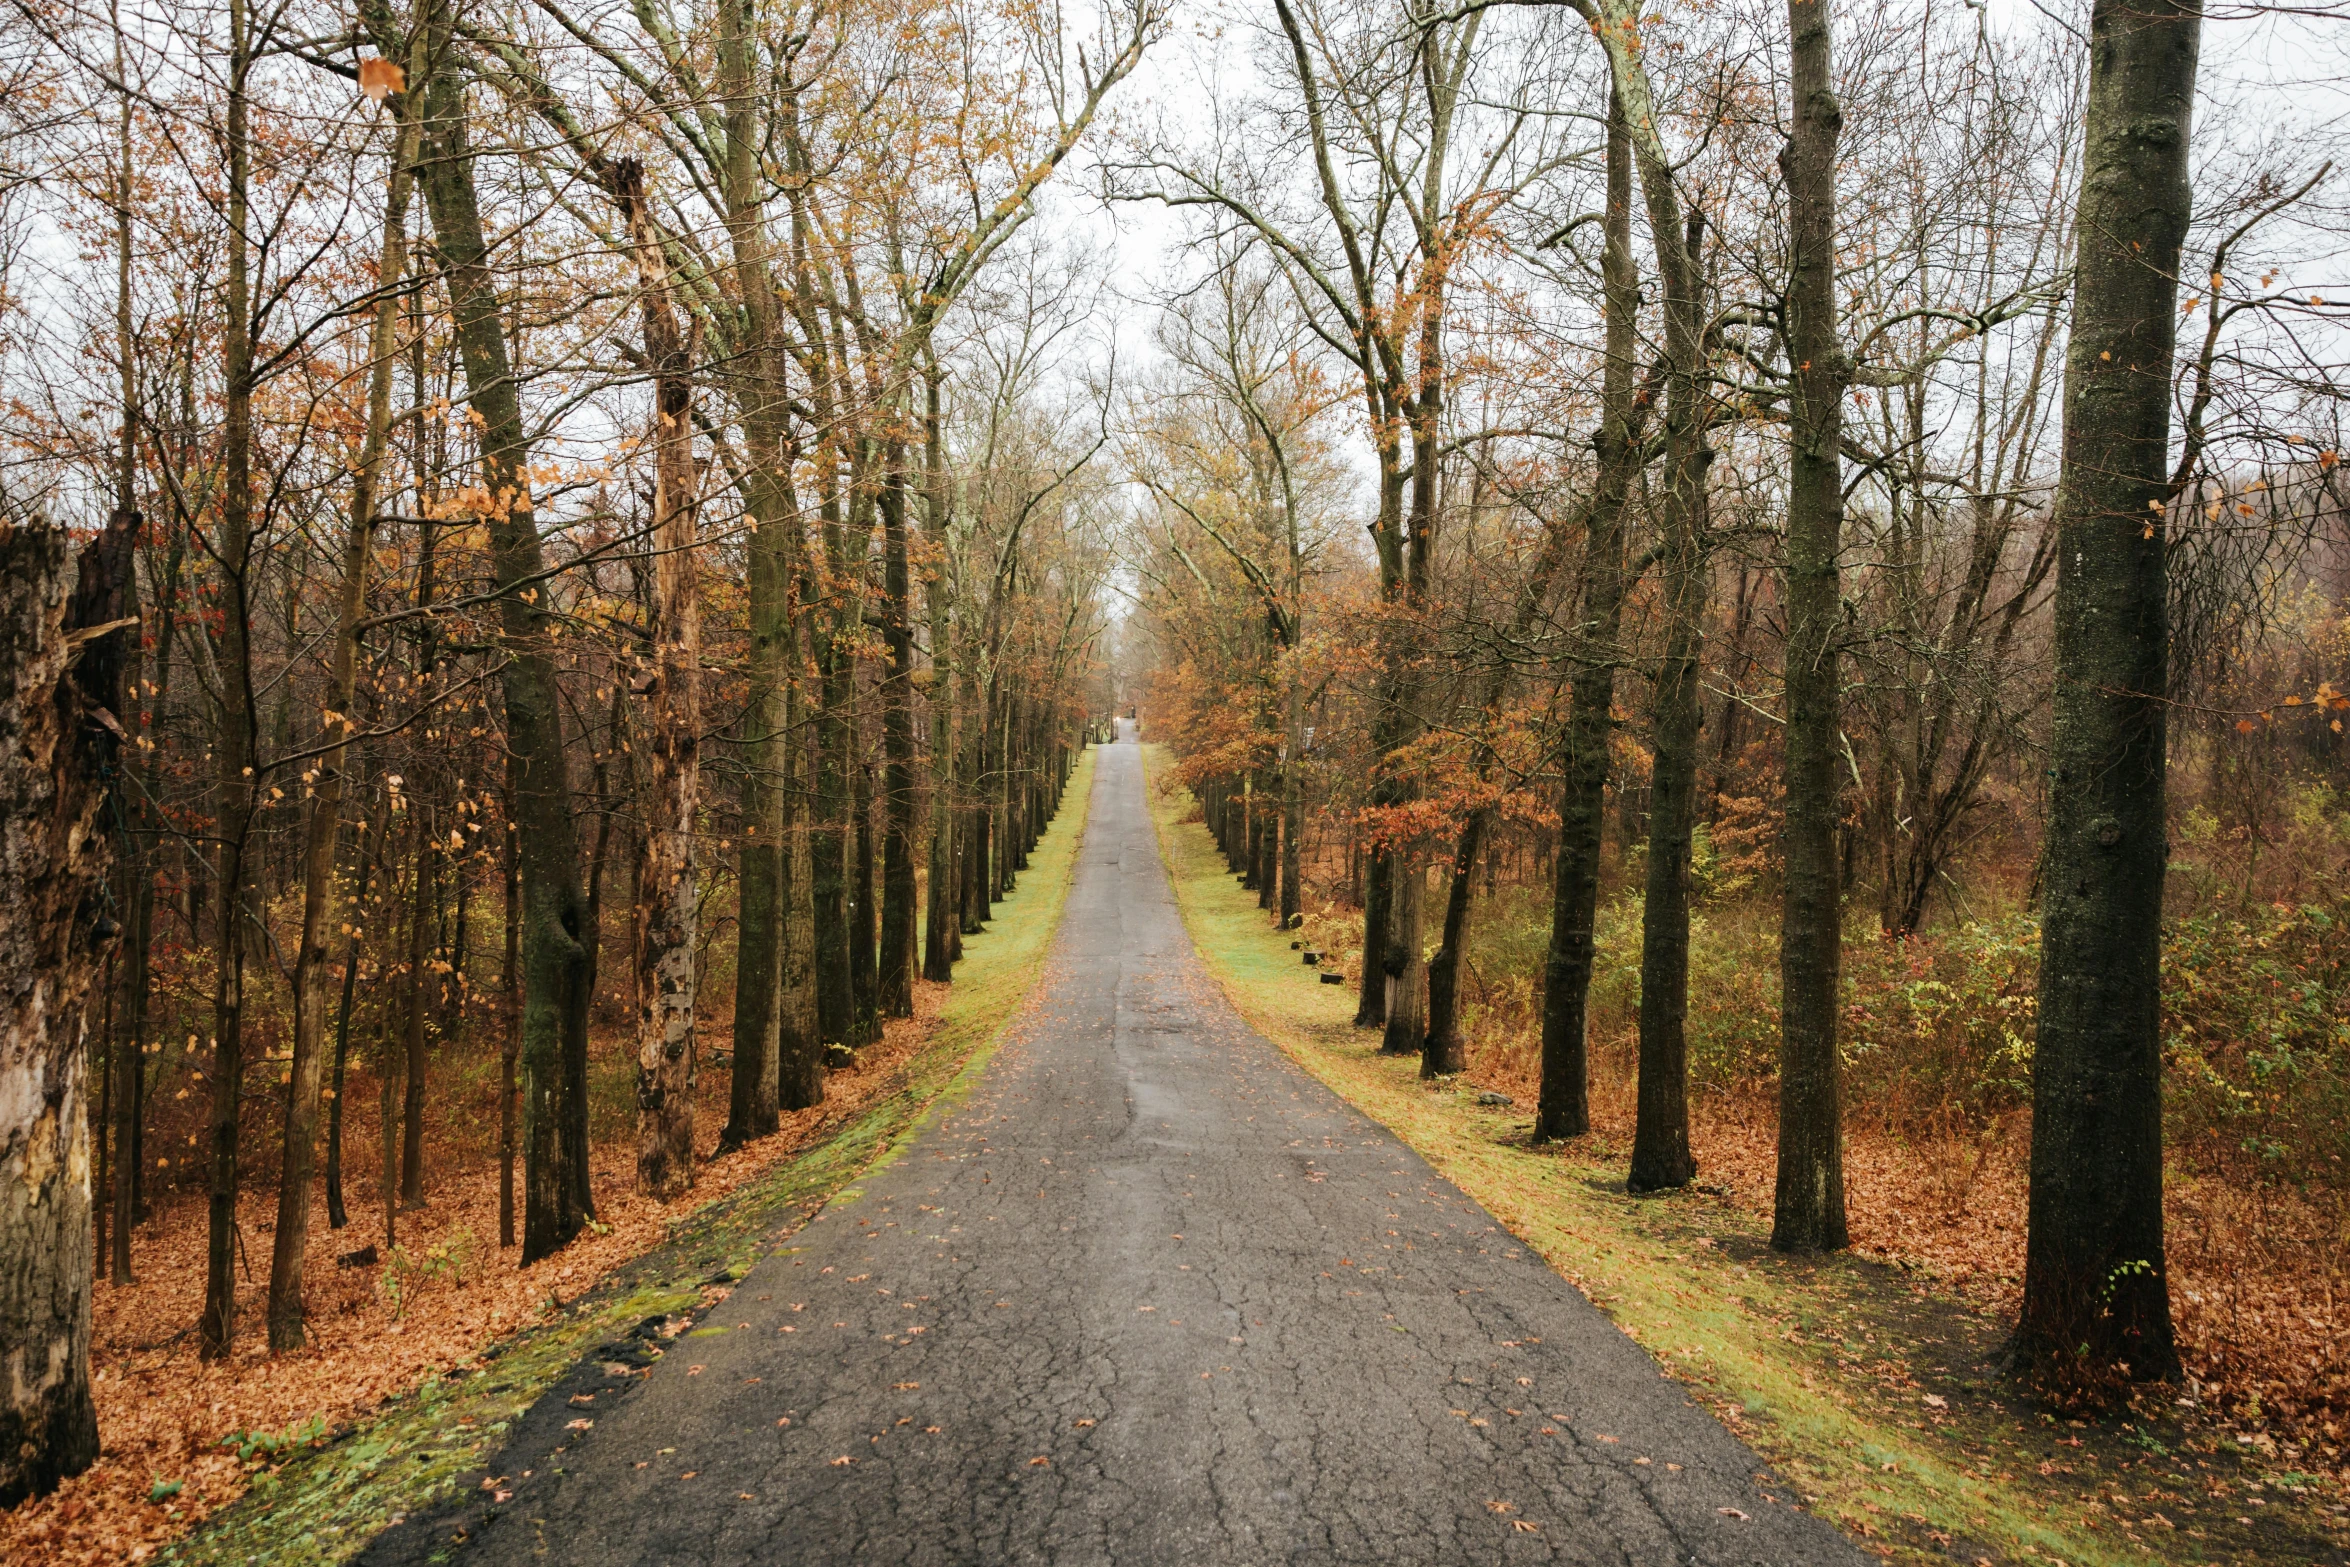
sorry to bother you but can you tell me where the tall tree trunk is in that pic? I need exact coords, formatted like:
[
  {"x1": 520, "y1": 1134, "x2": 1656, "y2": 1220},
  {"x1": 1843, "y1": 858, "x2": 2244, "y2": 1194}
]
[
  {"x1": 498, "y1": 773, "x2": 519, "y2": 1242},
  {"x1": 850, "y1": 738, "x2": 879, "y2": 1046},
  {"x1": 0, "y1": 515, "x2": 133, "y2": 1505},
  {"x1": 921, "y1": 366, "x2": 958, "y2": 983},
  {"x1": 1576, "y1": 19, "x2": 1721, "y2": 1194},
  {"x1": 616, "y1": 158, "x2": 704, "y2": 1199},
  {"x1": 813, "y1": 649, "x2": 853, "y2": 1046},
  {"x1": 878, "y1": 446, "x2": 919, "y2": 1015},
  {"x1": 1421, "y1": 487, "x2": 1578, "y2": 1075},
  {"x1": 724, "y1": 532, "x2": 785, "y2": 1144},
  {"x1": 324, "y1": 811, "x2": 378, "y2": 1233},
  {"x1": 410, "y1": 50, "x2": 594, "y2": 1263},
  {"x1": 1380, "y1": 861, "x2": 1427, "y2": 1056},
  {"x1": 1772, "y1": 0, "x2": 1851, "y2": 1253},
  {"x1": 1538, "y1": 87, "x2": 1639, "y2": 1143},
  {"x1": 269, "y1": 83, "x2": 419, "y2": 1342},
  {"x1": 1280, "y1": 687, "x2": 1303, "y2": 927},
  {"x1": 202, "y1": 0, "x2": 258, "y2": 1357},
  {"x1": 106, "y1": 4, "x2": 145, "y2": 1289},
  {"x1": 1354, "y1": 849, "x2": 1389, "y2": 1027},
  {"x1": 963, "y1": 672, "x2": 990, "y2": 931},
  {"x1": 398, "y1": 801, "x2": 434, "y2": 1208},
  {"x1": 1421, "y1": 819, "x2": 1484, "y2": 1077},
  {"x1": 2019, "y1": 0, "x2": 2198, "y2": 1384},
  {"x1": 1628, "y1": 208, "x2": 1713, "y2": 1196}
]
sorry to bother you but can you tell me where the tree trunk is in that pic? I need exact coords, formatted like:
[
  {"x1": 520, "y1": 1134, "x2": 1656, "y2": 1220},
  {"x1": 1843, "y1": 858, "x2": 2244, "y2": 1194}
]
[
  {"x1": 1538, "y1": 88, "x2": 1639, "y2": 1144},
  {"x1": 1421, "y1": 819, "x2": 1483, "y2": 1077},
  {"x1": 616, "y1": 158, "x2": 704, "y2": 1200},
  {"x1": 0, "y1": 515, "x2": 133, "y2": 1505},
  {"x1": 411, "y1": 54, "x2": 594, "y2": 1263},
  {"x1": 106, "y1": 19, "x2": 145, "y2": 1289},
  {"x1": 814, "y1": 647, "x2": 853, "y2": 1046},
  {"x1": 723, "y1": 476, "x2": 788, "y2": 1144},
  {"x1": 878, "y1": 445, "x2": 919, "y2": 1016},
  {"x1": 271, "y1": 83, "x2": 418, "y2": 1342},
  {"x1": 1280, "y1": 683, "x2": 1303, "y2": 928},
  {"x1": 1354, "y1": 848, "x2": 1389, "y2": 1028},
  {"x1": 202, "y1": 0, "x2": 258, "y2": 1357},
  {"x1": 1380, "y1": 859, "x2": 1427, "y2": 1056},
  {"x1": 1628, "y1": 208, "x2": 1713, "y2": 1197},
  {"x1": 1772, "y1": 0, "x2": 1851, "y2": 1253},
  {"x1": 499, "y1": 779, "x2": 519, "y2": 1243},
  {"x1": 849, "y1": 737, "x2": 879, "y2": 1046},
  {"x1": 2019, "y1": 0, "x2": 2197, "y2": 1385},
  {"x1": 921, "y1": 367, "x2": 958, "y2": 983},
  {"x1": 266, "y1": 254, "x2": 394, "y2": 1325},
  {"x1": 323, "y1": 815, "x2": 376, "y2": 1232},
  {"x1": 778, "y1": 671, "x2": 825, "y2": 1109},
  {"x1": 399, "y1": 800, "x2": 434, "y2": 1209}
]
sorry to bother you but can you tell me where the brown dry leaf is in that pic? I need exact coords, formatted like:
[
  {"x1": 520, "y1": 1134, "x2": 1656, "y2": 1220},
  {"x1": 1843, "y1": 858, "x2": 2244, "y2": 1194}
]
[{"x1": 357, "y1": 57, "x2": 404, "y2": 103}]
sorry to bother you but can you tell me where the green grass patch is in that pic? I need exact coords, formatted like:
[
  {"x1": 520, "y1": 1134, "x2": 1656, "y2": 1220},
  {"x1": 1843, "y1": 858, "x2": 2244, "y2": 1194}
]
[
  {"x1": 168, "y1": 747, "x2": 1100, "y2": 1567},
  {"x1": 1142, "y1": 743, "x2": 2327, "y2": 1567}
]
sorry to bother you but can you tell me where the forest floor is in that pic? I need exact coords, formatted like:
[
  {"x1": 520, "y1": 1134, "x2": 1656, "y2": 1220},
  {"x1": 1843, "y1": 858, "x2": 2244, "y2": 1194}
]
[
  {"x1": 0, "y1": 748, "x2": 1096, "y2": 1567},
  {"x1": 1143, "y1": 744, "x2": 2350, "y2": 1567}
]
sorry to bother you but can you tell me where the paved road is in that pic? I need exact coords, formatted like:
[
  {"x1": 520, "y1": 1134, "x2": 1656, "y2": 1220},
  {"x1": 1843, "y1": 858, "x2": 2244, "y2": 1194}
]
[{"x1": 365, "y1": 723, "x2": 1863, "y2": 1565}]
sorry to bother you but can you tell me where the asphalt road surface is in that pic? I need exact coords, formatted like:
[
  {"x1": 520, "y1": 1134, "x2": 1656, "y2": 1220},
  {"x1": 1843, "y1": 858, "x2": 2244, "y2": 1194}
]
[{"x1": 363, "y1": 721, "x2": 1864, "y2": 1565}]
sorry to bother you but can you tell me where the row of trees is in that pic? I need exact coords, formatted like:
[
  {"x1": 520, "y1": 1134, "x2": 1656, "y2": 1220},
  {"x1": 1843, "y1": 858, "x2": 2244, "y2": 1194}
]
[
  {"x1": 1128, "y1": 0, "x2": 2342, "y2": 1403},
  {"x1": 0, "y1": 0, "x2": 1139, "y2": 1506}
]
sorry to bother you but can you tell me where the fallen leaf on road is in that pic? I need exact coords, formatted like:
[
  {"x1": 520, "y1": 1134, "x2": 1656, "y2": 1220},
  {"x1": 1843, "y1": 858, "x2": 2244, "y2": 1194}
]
[
  {"x1": 688, "y1": 1366, "x2": 705, "y2": 1375},
  {"x1": 1074, "y1": 1419, "x2": 1095, "y2": 1428},
  {"x1": 1029, "y1": 1456, "x2": 1050, "y2": 1467},
  {"x1": 1512, "y1": 1519, "x2": 1539, "y2": 1532},
  {"x1": 680, "y1": 1471, "x2": 698, "y2": 1479},
  {"x1": 566, "y1": 1419, "x2": 593, "y2": 1431},
  {"x1": 830, "y1": 1456, "x2": 853, "y2": 1467},
  {"x1": 1718, "y1": 1507, "x2": 1750, "y2": 1521},
  {"x1": 893, "y1": 1382, "x2": 920, "y2": 1391}
]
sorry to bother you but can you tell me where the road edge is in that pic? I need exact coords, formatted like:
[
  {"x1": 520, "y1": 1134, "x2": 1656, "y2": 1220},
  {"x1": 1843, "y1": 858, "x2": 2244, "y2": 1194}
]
[
  {"x1": 162, "y1": 744, "x2": 1102, "y2": 1567},
  {"x1": 1136, "y1": 743, "x2": 2187, "y2": 1567}
]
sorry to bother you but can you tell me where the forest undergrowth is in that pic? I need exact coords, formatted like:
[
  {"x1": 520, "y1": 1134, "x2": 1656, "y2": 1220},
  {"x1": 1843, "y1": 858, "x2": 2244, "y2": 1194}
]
[
  {"x1": 0, "y1": 750, "x2": 1095, "y2": 1567},
  {"x1": 1146, "y1": 745, "x2": 2350, "y2": 1567}
]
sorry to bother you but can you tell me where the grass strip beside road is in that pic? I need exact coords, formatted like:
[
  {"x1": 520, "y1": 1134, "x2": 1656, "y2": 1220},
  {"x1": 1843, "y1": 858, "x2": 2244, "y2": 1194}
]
[
  {"x1": 169, "y1": 745, "x2": 1100, "y2": 1567},
  {"x1": 1141, "y1": 742, "x2": 2330, "y2": 1567}
]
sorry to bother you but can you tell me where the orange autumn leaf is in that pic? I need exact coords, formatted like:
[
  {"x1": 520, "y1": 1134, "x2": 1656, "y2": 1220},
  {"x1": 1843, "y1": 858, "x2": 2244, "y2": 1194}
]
[{"x1": 358, "y1": 57, "x2": 405, "y2": 104}]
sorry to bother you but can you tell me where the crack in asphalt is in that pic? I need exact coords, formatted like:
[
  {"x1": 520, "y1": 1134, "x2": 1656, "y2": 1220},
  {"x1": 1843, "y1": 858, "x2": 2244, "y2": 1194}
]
[{"x1": 358, "y1": 723, "x2": 1866, "y2": 1565}]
